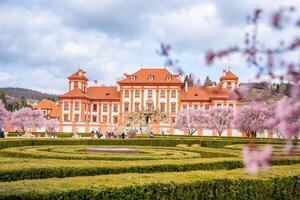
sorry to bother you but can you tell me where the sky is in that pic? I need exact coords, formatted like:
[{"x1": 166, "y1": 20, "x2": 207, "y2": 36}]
[{"x1": 0, "y1": 0, "x2": 298, "y2": 94}]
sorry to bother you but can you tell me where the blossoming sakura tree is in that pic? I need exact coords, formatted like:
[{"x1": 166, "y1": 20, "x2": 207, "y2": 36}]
[
  {"x1": 207, "y1": 108, "x2": 234, "y2": 137},
  {"x1": 174, "y1": 109, "x2": 208, "y2": 136},
  {"x1": 11, "y1": 107, "x2": 46, "y2": 132},
  {"x1": 0, "y1": 103, "x2": 10, "y2": 129},
  {"x1": 233, "y1": 102, "x2": 274, "y2": 138}
]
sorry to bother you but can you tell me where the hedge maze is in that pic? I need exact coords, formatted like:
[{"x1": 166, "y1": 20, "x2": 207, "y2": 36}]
[{"x1": 0, "y1": 137, "x2": 299, "y2": 199}]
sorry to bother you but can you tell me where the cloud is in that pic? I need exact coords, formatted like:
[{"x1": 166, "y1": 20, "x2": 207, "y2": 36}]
[
  {"x1": 0, "y1": 0, "x2": 298, "y2": 93},
  {"x1": 0, "y1": 71, "x2": 16, "y2": 83}
]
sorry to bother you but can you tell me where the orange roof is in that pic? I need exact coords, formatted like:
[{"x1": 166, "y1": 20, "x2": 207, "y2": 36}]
[
  {"x1": 60, "y1": 88, "x2": 89, "y2": 99},
  {"x1": 220, "y1": 70, "x2": 238, "y2": 81},
  {"x1": 87, "y1": 86, "x2": 120, "y2": 100},
  {"x1": 68, "y1": 69, "x2": 88, "y2": 81},
  {"x1": 181, "y1": 87, "x2": 228, "y2": 102},
  {"x1": 118, "y1": 68, "x2": 181, "y2": 84},
  {"x1": 35, "y1": 99, "x2": 60, "y2": 118}
]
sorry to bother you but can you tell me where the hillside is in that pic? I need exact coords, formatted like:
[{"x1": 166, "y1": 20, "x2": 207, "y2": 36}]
[{"x1": 0, "y1": 87, "x2": 58, "y2": 101}]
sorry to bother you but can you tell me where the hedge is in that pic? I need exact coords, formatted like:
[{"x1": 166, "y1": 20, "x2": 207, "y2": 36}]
[
  {"x1": 0, "y1": 165, "x2": 299, "y2": 200},
  {"x1": 0, "y1": 138, "x2": 287, "y2": 150},
  {"x1": 0, "y1": 157, "x2": 300, "y2": 182}
]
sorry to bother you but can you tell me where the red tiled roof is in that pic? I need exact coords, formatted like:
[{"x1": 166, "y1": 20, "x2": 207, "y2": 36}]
[
  {"x1": 181, "y1": 87, "x2": 228, "y2": 101},
  {"x1": 220, "y1": 71, "x2": 238, "y2": 81},
  {"x1": 118, "y1": 68, "x2": 181, "y2": 84},
  {"x1": 60, "y1": 88, "x2": 89, "y2": 99},
  {"x1": 34, "y1": 99, "x2": 60, "y2": 118},
  {"x1": 68, "y1": 69, "x2": 88, "y2": 81},
  {"x1": 87, "y1": 86, "x2": 120, "y2": 100}
]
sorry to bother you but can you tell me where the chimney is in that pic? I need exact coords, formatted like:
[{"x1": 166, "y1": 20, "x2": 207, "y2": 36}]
[
  {"x1": 223, "y1": 69, "x2": 227, "y2": 76},
  {"x1": 94, "y1": 80, "x2": 98, "y2": 86},
  {"x1": 184, "y1": 80, "x2": 188, "y2": 92}
]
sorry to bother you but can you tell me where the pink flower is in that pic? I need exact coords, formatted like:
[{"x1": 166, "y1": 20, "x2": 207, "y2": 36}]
[{"x1": 243, "y1": 145, "x2": 273, "y2": 175}]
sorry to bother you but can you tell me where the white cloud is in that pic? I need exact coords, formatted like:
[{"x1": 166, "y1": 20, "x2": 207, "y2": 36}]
[{"x1": 0, "y1": 71, "x2": 16, "y2": 83}]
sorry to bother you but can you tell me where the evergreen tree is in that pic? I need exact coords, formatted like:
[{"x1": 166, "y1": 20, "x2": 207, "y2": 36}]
[
  {"x1": 0, "y1": 92, "x2": 7, "y2": 105},
  {"x1": 204, "y1": 76, "x2": 213, "y2": 86},
  {"x1": 20, "y1": 96, "x2": 27, "y2": 108}
]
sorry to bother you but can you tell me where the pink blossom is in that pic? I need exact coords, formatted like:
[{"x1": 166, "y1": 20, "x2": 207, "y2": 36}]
[
  {"x1": 0, "y1": 103, "x2": 10, "y2": 129},
  {"x1": 11, "y1": 108, "x2": 46, "y2": 132},
  {"x1": 207, "y1": 108, "x2": 234, "y2": 136},
  {"x1": 243, "y1": 145, "x2": 273, "y2": 175},
  {"x1": 174, "y1": 109, "x2": 208, "y2": 135},
  {"x1": 234, "y1": 102, "x2": 274, "y2": 138}
]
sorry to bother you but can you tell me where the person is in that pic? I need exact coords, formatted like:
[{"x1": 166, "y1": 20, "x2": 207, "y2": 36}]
[
  {"x1": 96, "y1": 130, "x2": 102, "y2": 138},
  {"x1": 90, "y1": 130, "x2": 95, "y2": 139},
  {"x1": 0, "y1": 128, "x2": 5, "y2": 138},
  {"x1": 149, "y1": 131, "x2": 154, "y2": 138},
  {"x1": 121, "y1": 132, "x2": 126, "y2": 139}
]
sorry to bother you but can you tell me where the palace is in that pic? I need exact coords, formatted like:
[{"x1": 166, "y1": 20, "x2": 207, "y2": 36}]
[{"x1": 56, "y1": 67, "x2": 241, "y2": 136}]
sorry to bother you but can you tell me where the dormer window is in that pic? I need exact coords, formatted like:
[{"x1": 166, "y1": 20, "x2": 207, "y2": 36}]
[
  {"x1": 131, "y1": 75, "x2": 136, "y2": 80},
  {"x1": 166, "y1": 75, "x2": 172, "y2": 80},
  {"x1": 148, "y1": 75, "x2": 154, "y2": 81}
]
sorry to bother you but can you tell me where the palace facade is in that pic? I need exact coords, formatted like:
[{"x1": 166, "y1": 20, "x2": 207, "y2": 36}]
[{"x1": 57, "y1": 67, "x2": 243, "y2": 136}]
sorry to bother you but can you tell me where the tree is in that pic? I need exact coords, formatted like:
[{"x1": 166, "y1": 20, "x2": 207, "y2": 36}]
[
  {"x1": 174, "y1": 109, "x2": 208, "y2": 136},
  {"x1": 207, "y1": 108, "x2": 234, "y2": 137},
  {"x1": 11, "y1": 108, "x2": 46, "y2": 132},
  {"x1": 19, "y1": 96, "x2": 27, "y2": 108},
  {"x1": 0, "y1": 92, "x2": 7, "y2": 106},
  {"x1": 233, "y1": 102, "x2": 274, "y2": 138},
  {"x1": 204, "y1": 76, "x2": 213, "y2": 87},
  {"x1": 0, "y1": 103, "x2": 10, "y2": 129},
  {"x1": 45, "y1": 118, "x2": 58, "y2": 133}
]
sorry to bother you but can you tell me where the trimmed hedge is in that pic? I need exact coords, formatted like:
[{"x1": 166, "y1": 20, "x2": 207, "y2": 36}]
[
  {"x1": 0, "y1": 175, "x2": 299, "y2": 199},
  {"x1": 0, "y1": 157, "x2": 300, "y2": 182},
  {"x1": 0, "y1": 138, "x2": 287, "y2": 150}
]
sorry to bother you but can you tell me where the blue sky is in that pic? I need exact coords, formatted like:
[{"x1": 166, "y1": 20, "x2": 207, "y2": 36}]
[{"x1": 0, "y1": 0, "x2": 298, "y2": 94}]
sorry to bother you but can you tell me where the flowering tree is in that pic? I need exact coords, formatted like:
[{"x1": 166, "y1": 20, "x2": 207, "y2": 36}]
[
  {"x1": 207, "y1": 108, "x2": 234, "y2": 137},
  {"x1": 11, "y1": 108, "x2": 46, "y2": 132},
  {"x1": 234, "y1": 102, "x2": 274, "y2": 138},
  {"x1": 0, "y1": 103, "x2": 10, "y2": 129},
  {"x1": 174, "y1": 109, "x2": 208, "y2": 136},
  {"x1": 45, "y1": 118, "x2": 58, "y2": 133},
  {"x1": 205, "y1": 7, "x2": 300, "y2": 174}
]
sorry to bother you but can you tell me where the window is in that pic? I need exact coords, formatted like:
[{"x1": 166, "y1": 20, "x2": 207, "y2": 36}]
[
  {"x1": 171, "y1": 103, "x2": 176, "y2": 113},
  {"x1": 74, "y1": 115, "x2": 79, "y2": 122},
  {"x1": 160, "y1": 90, "x2": 165, "y2": 98},
  {"x1": 103, "y1": 104, "x2": 108, "y2": 112},
  {"x1": 227, "y1": 82, "x2": 232, "y2": 89},
  {"x1": 124, "y1": 102, "x2": 129, "y2": 112},
  {"x1": 92, "y1": 104, "x2": 97, "y2": 112},
  {"x1": 124, "y1": 90, "x2": 129, "y2": 98},
  {"x1": 171, "y1": 90, "x2": 176, "y2": 98},
  {"x1": 148, "y1": 90, "x2": 152, "y2": 98},
  {"x1": 148, "y1": 75, "x2": 154, "y2": 80},
  {"x1": 63, "y1": 114, "x2": 69, "y2": 122},
  {"x1": 92, "y1": 115, "x2": 97, "y2": 122},
  {"x1": 102, "y1": 115, "x2": 108, "y2": 123},
  {"x1": 134, "y1": 102, "x2": 140, "y2": 112},
  {"x1": 64, "y1": 102, "x2": 69, "y2": 111},
  {"x1": 113, "y1": 116, "x2": 118, "y2": 124},
  {"x1": 113, "y1": 104, "x2": 118, "y2": 112},
  {"x1": 166, "y1": 75, "x2": 172, "y2": 80},
  {"x1": 74, "y1": 81, "x2": 78, "y2": 88},
  {"x1": 194, "y1": 105, "x2": 199, "y2": 109},
  {"x1": 131, "y1": 75, "x2": 136, "y2": 80},
  {"x1": 182, "y1": 104, "x2": 187, "y2": 110},
  {"x1": 135, "y1": 90, "x2": 140, "y2": 98},
  {"x1": 229, "y1": 104, "x2": 234, "y2": 108},
  {"x1": 160, "y1": 103, "x2": 166, "y2": 112},
  {"x1": 217, "y1": 104, "x2": 222, "y2": 107},
  {"x1": 74, "y1": 102, "x2": 80, "y2": 111},
  {"x1": 171, "y1": 117, "x2": 176, "y2": 123},
  {"x1": 205, "y1": 105, "x2": 210, "y2": 110}
]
